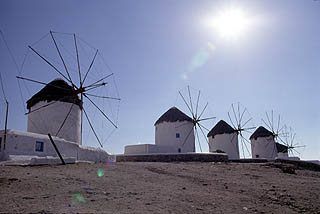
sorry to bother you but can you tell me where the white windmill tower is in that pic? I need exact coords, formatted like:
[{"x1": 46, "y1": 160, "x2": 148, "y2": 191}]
[
  {"x1": 250, "y1": 111, "x2": 286, "y2": 159},
  {"x1": 208, "y1": 103, "x2": 255, "y2": 159},
  {"x1": 154, "y1": 106, "x2": 195, "y2": 153},
  {"x1": 207, "y1": 120, "x2": 239, "y2": 159},
  {"x1": 279, "y1": 126, "x2": 305, "y2": 160},
  {"x1": 17, "y1": 31, "x2": 120, "y2": 149},
  {"x1": 250, "y1": 126, "x2": 276, "y2": 159},
  {"x1": 157, "y1": 86, "x2": 216, "y2": 153},
  {"x1": 26, "y1": 78, "x2": 82, "y2": 144}
]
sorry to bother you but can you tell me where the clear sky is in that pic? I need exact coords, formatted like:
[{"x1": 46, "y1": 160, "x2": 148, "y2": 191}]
[{"x1": 0, "y1": 0, "x2": 319, "y2": 159}]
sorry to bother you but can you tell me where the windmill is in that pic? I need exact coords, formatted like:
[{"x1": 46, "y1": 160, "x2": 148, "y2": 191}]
[
  {"x1": 176, "y1": 86, "x2": 216, "y2": 152},
  {"x1": 261, "y1": 110, "x2": 287, "y2": 144},
  {"x1": 17, "y1": 31, "x2": 120, "y2": 148},
  {"x1": 260, "y1": 110, "x2": 288, "y2": 158},
  {"x1": 227, "y1": 102, "x2": 256, "y2": 158},
  {"x1": 281, "y1": 126, "x2": 306, "y2": 158}
]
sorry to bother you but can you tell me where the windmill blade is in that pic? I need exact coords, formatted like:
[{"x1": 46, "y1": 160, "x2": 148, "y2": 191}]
[
  {"x1": 276, "y1": 114, "x2": 281, "y2": 135},
  {"x1": 198, "y1": 102, "x2": 208, "y2": 119},
  {"x1": 181, "y1": 125, "x2": 195, "y2": 147},
  {"x1": 197, "y1": 123, "x2": 210, "y2": 146},
  {"x1": 86, "y1": 73, "x2": 113, "y2": 89},
  {"x1": 73, "y1": 34, "x2": 82, "y2": 86},
  {"x1": 179, "y1": 90, "x2": 194, "y2": 118},
  {"x1": 279, "y1": 124, "x2": 286, "y2": 133},
  {"x1": 231, "y1": 104, "x2": 239, "y2": 127},
  {"x1": 84, "y1": 93, "x2": 121, "y2": 101},
  {"x1": 85, "y1": 82, "x2": 107, "y2": 91},
  {"x1": 239, "y1": 133, "x2": 251, "y2": 156},
  {"x1": 187, "y1": 86, "x2": 195, "y2": 117},
  {"x1": 195, "y1": 126, "x2": 202, "y2": 152},
  {"x1": 276, "y1": 135, "x2": 287, "y2": 145},
  {"x1": 291, "y1": 148, "x2": 301, "y2": 155},
  {"x1": 83, "y1": 107, "x2": 103, "y2": 148},
  {"x1": 271, "y1": 110, "x2": 274, "y2": 132},
  {"x1": 228, "y1": 111, "x2": 237, "y2": 129},
  {"x1": 265, "y1": 112, "x2": 274, "y2": 133},
  {"x1": 242, "y1": 127, "x2": 256, "y2": 131},
  {"x1": 16, "y1": 76, "x2": 77, "y2": 91},
  {"x1": 198, "y1": 116, "x2": 216, "y2": 122},
  {"x1": 237, "y1": 102, "x2": 241, "y2": 125},
  {"x1": 198, "y1": 123, "x2": 210, "y2": 132},
  {"x1": 292, "y1": 145, "x2": 306, "y2": 149},
  {"x1": 82, "y1": 49, "x2": 98, "y2": 85},
  {"x1": 84, "y1": 94, "x2": 117, "y2": 128},
  {"x1": 230, "y1": 131, "x2": 237, "y2": 144},
  {"x1": 242, "y1": 129, "x2": 255, "y2": 134},
  {"x1": 195, "y1": 90, "x2": 200, "y2": 119},
  {"x1": 50, "y1": 31, "x2": 73, "y2": 84},
  {"x1": 261, "y1": 118, "x2": 273, "y2": 132},
  {"x1": 239, "y1": 107, "x2": 247, "y2": 126},
  {"x1": 241, "y1": 117, "x2": 253, "y2": 129},
  {"x1": 28, "y1": 45, "x2": 73, "y2": 86},
  {"x1": 55, "y1": 102, "x2": 74, "y2": 136}
]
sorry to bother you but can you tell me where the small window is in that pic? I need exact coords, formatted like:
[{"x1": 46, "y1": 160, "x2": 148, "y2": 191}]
[
  {"x1": 0, "y1": 137, "x2": 2, "y2": 152},
  {"x1": 35, "y1": 141, "x2": 44, "y2": 152},
  {"x1": 176, "y1": 133, "x2": 180, "y2": 138},
  {"x1": 178, "y1": 148, "x2": 181, "y2": 153},
  {"x1": 256, "y1": 154, "x2": 259, "y2": 158}
]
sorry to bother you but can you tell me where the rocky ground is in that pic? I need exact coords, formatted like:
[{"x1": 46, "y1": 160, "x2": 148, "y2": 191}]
[{"x1": 0, "y1": 161, "x2": 319, "y2": 213}]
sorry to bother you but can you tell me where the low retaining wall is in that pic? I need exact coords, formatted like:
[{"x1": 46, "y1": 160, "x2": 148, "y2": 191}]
[
  {"x1": 0, "y1": 129, "x2": 110, "y2": 163},
  {"x1": 230, "y1": 158, "x2": 269, "y2": 163},
  {"x1": 116, "y1": 153, "x2": 228, "y2": 162}
]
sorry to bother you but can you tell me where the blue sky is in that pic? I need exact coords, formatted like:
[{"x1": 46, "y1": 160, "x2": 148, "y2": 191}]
[{"x1": 0, "y1": 0, "x2": 319, "y2": 159}]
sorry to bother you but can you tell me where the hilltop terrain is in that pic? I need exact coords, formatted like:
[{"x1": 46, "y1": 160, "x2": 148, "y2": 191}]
[{"x1": 0, "y1": 161, "x2": 319, "y2": 213}]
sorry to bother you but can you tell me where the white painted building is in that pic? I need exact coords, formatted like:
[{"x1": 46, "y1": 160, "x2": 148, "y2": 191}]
[
  {"x1": 124, "y1": 107, "x2": 195, "y2": 154},
  {"x1": 0, "y1": 79, "x2": 111, "y2": 163},
  {"x1": 275, "y1": 142, "x2": 289, "y2": 158},
  {"x1": 250, "y1": 126, "x2": 277, "y2": 160},
  {"x1": 0, "y1": 129, "x2": 108, "y2": 162},
  {"x1": 154, "y1": 107, "x2": 195, "y2": 153},
  {"x1": 207, "y1": 120, "x2": 239, "y2": 160},
  {"x1": 27, "y1": 79, "x2": 82, "y2": 145}
]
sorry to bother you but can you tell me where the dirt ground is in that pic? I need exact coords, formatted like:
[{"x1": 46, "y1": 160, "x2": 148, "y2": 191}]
[{"x1": 0, "y1": 161, "x2": 320, "y2": 213}]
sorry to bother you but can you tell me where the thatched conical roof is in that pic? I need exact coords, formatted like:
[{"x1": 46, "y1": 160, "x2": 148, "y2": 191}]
[
  {"x1": 27, "y1": 79, "x2": 82, "y2": 110},
  {"x1": 275, "y1": 142, "x2": 288, "y2": 153},
  {"x1": 154, "y1": 107, "x2": 193, "y2": 126},
  {"x1": 249, "y1": 126, "x2": 273, "y2": 140},
  {"x1": 207, "y1": 120, "x2": 236, "y2": 137}
]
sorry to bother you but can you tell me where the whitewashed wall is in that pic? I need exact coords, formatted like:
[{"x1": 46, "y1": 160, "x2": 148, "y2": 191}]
[
  {"x1": 277, "y1": 152, "x2": 289, "y2": 158},
  {"x1": 124, "y1": 144, "x2": 179, "y2": 155},
  {"x1": 155, "y1": 121, "x2": 195, "y2": 153},
  {"x1": 0, "y1": 129, "x2": 109, "y2": 163},
  {"x1": 208, "y1": 133, "x2": 240, "y2": 160},
  {"x1": 27, "y1": 101, "x2": 81, "y2": 145},
  {"x1": 251, "y1": 136, "x2": 277, "y2": 160},
  {"x1": 125, "y1": 144, "x2": 150, "y2": 154}
]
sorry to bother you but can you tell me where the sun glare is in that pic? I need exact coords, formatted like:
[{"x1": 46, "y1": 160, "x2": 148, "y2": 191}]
[{"x1": 206, "y1": 8, "x2": 250, "y2": 40}]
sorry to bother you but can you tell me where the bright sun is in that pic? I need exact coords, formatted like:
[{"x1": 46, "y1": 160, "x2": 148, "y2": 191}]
[{"x1": 206, "y1": 8, "x2": 250, "y2": 40}]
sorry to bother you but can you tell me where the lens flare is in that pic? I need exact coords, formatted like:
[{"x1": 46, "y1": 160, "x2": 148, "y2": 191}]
[
  {"x1": 97, "y1": 169, "x2": 104, "y2": 177},
  {"x1": 188, "y1": 42, "x2": 216, "y2": 73},
  {"x1": 71, "y1": 193, "x2": 86, "y2": 206}
]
